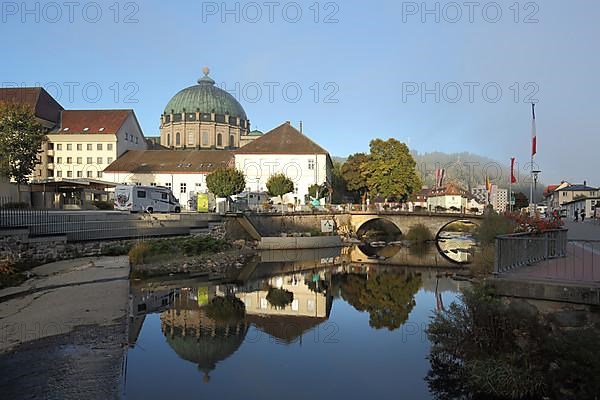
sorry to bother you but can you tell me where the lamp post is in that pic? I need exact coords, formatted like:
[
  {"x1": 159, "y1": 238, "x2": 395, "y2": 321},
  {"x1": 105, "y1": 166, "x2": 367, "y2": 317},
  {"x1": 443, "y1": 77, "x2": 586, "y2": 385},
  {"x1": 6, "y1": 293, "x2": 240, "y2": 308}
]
[{"x1": 532, "y1": 170, "x2": 541, "y2": 214}]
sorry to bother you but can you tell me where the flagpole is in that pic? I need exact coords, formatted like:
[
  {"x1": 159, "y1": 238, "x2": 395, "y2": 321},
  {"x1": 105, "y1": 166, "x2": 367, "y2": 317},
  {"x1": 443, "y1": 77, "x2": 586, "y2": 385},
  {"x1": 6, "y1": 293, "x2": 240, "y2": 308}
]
[
  {"x1": 509, "y1": 160, "x2": 513, "y2": 213},
  {"x1": 530, "y1": 103, "x2": 535, "y2": 217}
]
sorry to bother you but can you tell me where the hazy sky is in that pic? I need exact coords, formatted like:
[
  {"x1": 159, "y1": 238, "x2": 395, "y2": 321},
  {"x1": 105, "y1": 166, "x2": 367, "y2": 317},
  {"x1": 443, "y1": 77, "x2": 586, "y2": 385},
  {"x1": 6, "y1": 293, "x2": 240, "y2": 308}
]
[{"x1": 1, "y1": 0, "x2": 598, "y2": 185}]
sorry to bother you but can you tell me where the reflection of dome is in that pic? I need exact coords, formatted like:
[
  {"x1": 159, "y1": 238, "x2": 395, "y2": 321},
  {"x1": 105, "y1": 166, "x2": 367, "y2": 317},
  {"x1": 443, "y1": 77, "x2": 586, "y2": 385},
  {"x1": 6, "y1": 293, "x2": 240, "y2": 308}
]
[
  {"x1": 165, "y1": 324, "x2": 248, "y2": 381},
  {"x1": 161, "y1": 293, "x2": 248, "y2": 382},
  {"x1": 164, "y1": 68, "x2": 247, "y2": 119},
  {"x1": 245, "y1": 314, "x2": 327, "y2": 345}
]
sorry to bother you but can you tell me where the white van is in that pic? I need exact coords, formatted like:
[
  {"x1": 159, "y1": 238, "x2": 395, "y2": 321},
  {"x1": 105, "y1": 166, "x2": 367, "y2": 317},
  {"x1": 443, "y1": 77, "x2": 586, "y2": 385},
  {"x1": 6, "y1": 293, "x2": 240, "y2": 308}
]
[{"x1": 114, "y1": 185, "x2": 182, "y2": 213}]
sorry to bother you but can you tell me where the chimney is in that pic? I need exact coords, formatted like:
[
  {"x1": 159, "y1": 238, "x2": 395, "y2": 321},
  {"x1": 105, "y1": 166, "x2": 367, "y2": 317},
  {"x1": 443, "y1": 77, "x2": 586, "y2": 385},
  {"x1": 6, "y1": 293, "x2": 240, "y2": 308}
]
[
  {"x1": 299, "y1": 120, "x2": 303, "y2": 133},
  {"x1": 285, "y1": 120, "x2": 290, "y2": 125},
  {"x1": 584, "y1": 180, "x2": 587, "y2": 187}
]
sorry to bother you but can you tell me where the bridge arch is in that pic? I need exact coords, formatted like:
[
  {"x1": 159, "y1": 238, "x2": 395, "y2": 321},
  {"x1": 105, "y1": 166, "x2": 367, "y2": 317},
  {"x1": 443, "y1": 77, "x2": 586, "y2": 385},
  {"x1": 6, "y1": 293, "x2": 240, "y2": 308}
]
[{"x1": 434, "y1": 219, "x2": 479, "y2": 239}]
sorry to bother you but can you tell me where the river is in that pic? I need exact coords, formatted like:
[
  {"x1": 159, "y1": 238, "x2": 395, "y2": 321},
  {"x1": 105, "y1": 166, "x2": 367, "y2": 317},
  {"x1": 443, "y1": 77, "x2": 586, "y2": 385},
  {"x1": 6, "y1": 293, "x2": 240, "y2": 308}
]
[{"x1": 124, "y1": 248, "x2": 470, "y2": 399}]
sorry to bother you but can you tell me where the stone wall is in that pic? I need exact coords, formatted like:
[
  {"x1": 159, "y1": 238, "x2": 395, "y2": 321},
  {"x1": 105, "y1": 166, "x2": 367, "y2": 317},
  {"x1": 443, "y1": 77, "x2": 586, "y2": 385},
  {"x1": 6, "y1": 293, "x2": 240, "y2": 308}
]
[
  {"x1": 246, "y1": 213, "x2": 352, "y2": 237},
  {"x1": 0, "y1": 229, "x2": 135, "y2": 267}
]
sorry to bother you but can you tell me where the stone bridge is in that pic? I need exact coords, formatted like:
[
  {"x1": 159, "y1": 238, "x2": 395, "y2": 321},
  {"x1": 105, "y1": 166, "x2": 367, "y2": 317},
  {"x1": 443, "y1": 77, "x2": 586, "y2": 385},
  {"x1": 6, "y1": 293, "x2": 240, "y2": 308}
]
[
  {"x1": 235, "y1": 211, "x2": 483, "y2": 239},
  {"x1": 349, "y1": 212, "x2": 483, "y2": 238}
]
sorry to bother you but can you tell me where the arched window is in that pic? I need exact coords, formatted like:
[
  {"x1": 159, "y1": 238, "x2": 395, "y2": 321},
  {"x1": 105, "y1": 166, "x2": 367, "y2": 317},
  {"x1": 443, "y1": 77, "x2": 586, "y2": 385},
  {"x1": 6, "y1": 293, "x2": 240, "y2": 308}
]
[
  {"x1": 217, "y1": 133, "x2": 222, "y2": 147},
  {"x1": 175, "y1": 132, "x2": 181, "y2": 146},
  {"x1": 229, "y1": 135, "x2": 235, "y2": 147},
  {"x1": 167, "y1": 134, "x2": 171, "y2": 146}
]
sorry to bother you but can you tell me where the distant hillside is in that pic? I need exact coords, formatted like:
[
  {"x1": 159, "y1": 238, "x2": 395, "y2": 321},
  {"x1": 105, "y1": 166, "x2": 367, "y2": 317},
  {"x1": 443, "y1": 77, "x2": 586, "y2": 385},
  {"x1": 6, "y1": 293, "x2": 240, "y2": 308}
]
[{"x1": 333, "y1": 152, "x2": 542, "y2": 196}]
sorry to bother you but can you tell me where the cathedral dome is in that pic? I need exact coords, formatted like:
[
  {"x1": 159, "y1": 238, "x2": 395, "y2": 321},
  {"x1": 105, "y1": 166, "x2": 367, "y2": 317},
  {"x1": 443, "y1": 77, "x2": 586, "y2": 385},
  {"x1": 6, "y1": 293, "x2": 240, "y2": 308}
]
[{"x1": 164, "y1": 67, "x2": 247, "y2": 120}]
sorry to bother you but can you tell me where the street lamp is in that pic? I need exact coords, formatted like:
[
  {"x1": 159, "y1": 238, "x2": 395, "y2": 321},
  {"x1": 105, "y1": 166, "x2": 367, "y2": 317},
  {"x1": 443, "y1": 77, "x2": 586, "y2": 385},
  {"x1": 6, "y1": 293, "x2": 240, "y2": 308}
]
[{"x1": 531, "y1": 170, "x2": 541, "y2": 213}]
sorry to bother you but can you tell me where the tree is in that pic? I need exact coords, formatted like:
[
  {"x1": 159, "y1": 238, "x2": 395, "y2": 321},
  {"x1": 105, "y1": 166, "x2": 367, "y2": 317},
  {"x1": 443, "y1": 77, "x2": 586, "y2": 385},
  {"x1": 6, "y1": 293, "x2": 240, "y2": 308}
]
[
  {"x1": 514, "y1": 192, "x2": 529, "y2": 210},
  {"x1": 308, "y1": 183, "x2": 321, "y2": 199},
  {"x1": 266, "y1": 173, "x2": 294, "y2": 212},
  {"x1": 341, "y1": 153, "x2": 369, "y2": 203},
  {"x1": 206, "y1": 168, "x2": 246, "y2": 198},
  {"x1": 363, "y1": 138, "x2": 422, "y2": 202},
  {"x1": 0, "y1": 103, "x2": 45, "y2": 199},
  {"x1": 331, "y1": 161, "x2": 348, "y2": 204}
]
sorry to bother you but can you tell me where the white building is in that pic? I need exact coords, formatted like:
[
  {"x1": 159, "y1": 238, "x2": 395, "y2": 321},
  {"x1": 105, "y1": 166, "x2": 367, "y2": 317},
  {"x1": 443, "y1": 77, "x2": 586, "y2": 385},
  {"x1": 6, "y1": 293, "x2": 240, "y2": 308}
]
[
  {"x1": 102, "y1": 150, "x2": 234, "y2": 208},
  {"x1": 234, "y1": 122, "x2": 333, "y2": 205},
  {"x1": 562, "y1": 197, "x2": 600, "y2": 219},
  {"x1": 491, "y1": 185, "x2": 508, "y2": 213},
  {"x1": 427, "y1": 183, "x2": 469, "y2": 212}
]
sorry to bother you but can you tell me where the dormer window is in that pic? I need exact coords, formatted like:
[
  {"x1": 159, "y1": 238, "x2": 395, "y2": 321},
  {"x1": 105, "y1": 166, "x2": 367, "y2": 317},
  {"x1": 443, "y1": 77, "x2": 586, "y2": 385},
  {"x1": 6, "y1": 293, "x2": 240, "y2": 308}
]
[
  {"x1": 99, "y1": 128, "x2": 105, "y2": 132},
  {"x1": 63, "y1": 128, "x2": 69, "y2": 132},
  {"x1": 83, "y1": 128, "x2": 89, "y2": 132}
]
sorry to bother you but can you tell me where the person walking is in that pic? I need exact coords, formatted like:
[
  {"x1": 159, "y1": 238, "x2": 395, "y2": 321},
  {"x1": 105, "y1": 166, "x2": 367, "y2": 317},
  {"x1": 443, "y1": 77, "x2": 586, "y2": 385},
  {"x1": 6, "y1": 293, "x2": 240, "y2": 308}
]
[
  {"x1": 574, "y1": 208, "x2": 579, "y2": 222},
  {"x1": 581, "y1": 208, "x2": 586, "y2": 222}
]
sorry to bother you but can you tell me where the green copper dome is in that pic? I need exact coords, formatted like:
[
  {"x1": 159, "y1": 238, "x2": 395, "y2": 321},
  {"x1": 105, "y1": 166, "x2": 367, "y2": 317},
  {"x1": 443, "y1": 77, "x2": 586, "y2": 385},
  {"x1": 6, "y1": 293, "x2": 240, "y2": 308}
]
[{"x1": 164, "y1": 68, "x2": 247, "y2": 120}]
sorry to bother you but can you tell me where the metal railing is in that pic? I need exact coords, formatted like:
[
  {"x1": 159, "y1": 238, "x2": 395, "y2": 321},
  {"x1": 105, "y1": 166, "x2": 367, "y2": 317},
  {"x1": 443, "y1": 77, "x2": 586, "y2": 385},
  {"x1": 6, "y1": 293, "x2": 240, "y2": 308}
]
[
  {"x1": 0, "y1": 209, "x2": 215, "y2": 242},
  {"x1": 494, "y1": 229, "x2": 568, "y2": 274}
]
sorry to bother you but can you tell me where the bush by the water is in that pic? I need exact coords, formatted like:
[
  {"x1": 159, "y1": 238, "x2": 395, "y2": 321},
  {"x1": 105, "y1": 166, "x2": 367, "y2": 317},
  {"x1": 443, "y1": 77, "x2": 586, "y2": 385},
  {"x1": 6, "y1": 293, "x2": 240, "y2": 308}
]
[
  {"x1": 475, "y1": 211, "x2": 515, "y2": 245},
  {"x1": 128, "y1": 236, "x2": 229, "y2": 265},
  {"x1": 266, "y1": 287, "x2": 294, "y2": 309},
  {"x1": 205, "y1": 295, "x2": 245, "y2": 322},
  {"x1": 427, "y1": 285, "x2": 600, "y2": 399},
  {"x1": 405, "y1": 224, "x2": 433, "y2": 243}
]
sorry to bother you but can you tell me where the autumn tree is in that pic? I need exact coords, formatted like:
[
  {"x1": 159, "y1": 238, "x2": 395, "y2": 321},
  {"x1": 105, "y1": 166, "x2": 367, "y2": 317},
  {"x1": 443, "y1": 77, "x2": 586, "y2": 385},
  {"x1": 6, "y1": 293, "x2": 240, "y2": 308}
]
[
  {"x1": 363, "y1": 138, "x2": 421, "y2": 202},
  {"x1": 0, "y1": 102, "x2": 45, "y2": 200},
  {"x1": 206, "y1": 168, "x2": 246, "y2": 198},
  {"x1": 341, "y1": 153, "x2": 369, "y2": 204}
]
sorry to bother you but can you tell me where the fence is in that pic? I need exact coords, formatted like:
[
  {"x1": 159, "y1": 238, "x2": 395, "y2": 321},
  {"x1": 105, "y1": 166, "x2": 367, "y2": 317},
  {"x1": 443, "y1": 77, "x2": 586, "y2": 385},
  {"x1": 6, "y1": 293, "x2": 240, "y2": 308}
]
[
  {"x1": 0, "y1": 209, "x2": 216, "y2": 242},
  {"x1": 494, "y1": 229, "x2": 568, "y2": 274}
]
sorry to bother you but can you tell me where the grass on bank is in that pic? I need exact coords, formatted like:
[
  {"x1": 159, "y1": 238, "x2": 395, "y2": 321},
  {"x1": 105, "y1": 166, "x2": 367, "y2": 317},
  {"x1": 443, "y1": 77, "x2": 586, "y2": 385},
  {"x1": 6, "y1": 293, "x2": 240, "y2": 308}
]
[{"x1": 128, "y1": 236, "x2": 229, "y2": 266}]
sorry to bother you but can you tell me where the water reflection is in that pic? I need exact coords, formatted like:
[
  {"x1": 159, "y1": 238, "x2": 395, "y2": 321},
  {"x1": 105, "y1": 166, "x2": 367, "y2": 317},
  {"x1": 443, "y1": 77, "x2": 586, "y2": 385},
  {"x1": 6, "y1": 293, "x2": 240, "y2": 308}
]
[
  {"x1": 126, "y1": 248, "x2": 468, "y2": 399},
  {"x1": 161, "y1": 291, "x2": 248, "y2": 382},
  {"x1": 436, "y1": 220, "x2": 478, "y2": 264}
]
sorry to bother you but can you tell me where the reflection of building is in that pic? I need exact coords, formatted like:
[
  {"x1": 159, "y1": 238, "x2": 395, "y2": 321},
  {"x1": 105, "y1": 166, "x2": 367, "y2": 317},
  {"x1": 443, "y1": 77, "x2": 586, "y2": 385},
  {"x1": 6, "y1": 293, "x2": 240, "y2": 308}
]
[
  {"x1": 218, "y1": 270, "x2": 333, "y2": 344},
  {"x1": 160, "y1": 288, "x2": 248, "y2": 382}
]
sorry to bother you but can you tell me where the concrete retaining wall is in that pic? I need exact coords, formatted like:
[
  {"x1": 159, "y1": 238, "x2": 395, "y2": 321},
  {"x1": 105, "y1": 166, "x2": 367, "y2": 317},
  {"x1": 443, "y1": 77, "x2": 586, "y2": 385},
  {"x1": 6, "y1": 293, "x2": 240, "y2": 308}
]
[
  {"x1": 487, "y1": 277, "x2": 600, "y2": 306},
  {"x1": 257, "y1": 236, "x2": 342, "y2": 250}
]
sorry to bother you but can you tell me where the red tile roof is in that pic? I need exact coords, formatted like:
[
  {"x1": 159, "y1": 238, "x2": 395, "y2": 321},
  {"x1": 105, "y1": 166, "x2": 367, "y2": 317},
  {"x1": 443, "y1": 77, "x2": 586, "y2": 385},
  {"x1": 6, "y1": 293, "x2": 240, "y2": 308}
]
[
  {"x1": 0, "y1": 87, "x2": 63, "y2": 123},
  {"x1": 55, "y1": 110, "x2": 132, "y2": 134},
  {"x1": 235, "y1": 122, "x2": 328, "y2": 155},
  {"x1": 429, "y1": 183, "x2": 468, "y2": 197}
]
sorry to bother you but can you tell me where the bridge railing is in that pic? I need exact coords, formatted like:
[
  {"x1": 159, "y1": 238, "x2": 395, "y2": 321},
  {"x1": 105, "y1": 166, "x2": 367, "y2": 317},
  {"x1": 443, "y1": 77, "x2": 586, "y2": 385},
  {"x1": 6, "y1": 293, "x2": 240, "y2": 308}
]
[{"x1": 494, "y1": 229, "x2": 568, "y2": 274}]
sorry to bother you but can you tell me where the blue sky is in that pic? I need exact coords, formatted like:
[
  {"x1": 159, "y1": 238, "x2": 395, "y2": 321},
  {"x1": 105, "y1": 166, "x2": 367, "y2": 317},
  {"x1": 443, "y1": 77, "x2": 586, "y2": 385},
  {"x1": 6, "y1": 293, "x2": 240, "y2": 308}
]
[{"x1": 1, "y1": 0, "x2": 599, "y2": 184}]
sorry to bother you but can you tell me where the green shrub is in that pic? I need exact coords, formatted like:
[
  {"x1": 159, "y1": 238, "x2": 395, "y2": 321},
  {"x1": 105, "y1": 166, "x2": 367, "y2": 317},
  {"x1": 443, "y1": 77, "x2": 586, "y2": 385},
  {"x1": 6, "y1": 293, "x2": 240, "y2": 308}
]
[
  {"x1": 127, "y1": 236, "x2": 229, "y2": 265},
  {"x1": 405, "y1": 223, "x2": 433, "y2": 243},
  {"x1": 101, "y1": 242, "x2": 133, "y2": 256}
]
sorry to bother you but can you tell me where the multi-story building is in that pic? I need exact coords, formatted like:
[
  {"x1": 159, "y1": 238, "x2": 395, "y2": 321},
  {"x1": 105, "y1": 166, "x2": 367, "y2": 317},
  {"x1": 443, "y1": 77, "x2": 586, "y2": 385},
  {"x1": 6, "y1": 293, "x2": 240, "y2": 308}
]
[
  {"x1": 37, "y1": 109, "x2": 147, "y2": 180},
  {"x1": 234, "y1": 122, "x2": 333, "y2": 205},
  {"x1": 491, "y1": 185, "x2": 508, "y2": 213},
  {"x1": 544, "y1": 181, "x2": 598, "y2": 210},
  {"x1": 1, "y1": 87, "x2": 147, "y2": 181},
  {"x1": 471, "y1": 184, "x2": 508, "y2": 212}
]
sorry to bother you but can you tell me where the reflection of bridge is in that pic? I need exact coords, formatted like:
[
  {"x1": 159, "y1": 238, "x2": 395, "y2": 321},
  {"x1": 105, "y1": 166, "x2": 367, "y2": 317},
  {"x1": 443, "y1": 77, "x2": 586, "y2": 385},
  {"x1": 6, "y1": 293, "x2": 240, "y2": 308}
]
[{"x1": 349, "y1": 212, "x2": 482, "y2": 238}]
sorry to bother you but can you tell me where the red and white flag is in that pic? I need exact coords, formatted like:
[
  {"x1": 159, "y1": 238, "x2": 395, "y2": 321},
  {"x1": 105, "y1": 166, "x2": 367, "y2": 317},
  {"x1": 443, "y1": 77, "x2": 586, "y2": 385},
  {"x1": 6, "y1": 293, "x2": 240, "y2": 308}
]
[
  {"x1": 510, "y1": 157, "x2": 517, "y2": 184},
  {"x1": 531, "y1": 103, "x2": 537, "y2": 157}
]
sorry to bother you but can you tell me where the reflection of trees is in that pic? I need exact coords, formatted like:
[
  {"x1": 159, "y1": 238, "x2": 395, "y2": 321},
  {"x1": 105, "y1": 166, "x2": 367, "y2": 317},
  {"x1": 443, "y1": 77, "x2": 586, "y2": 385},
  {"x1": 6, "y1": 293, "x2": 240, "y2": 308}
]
[{"x1": 338, "y1": 271, "x2": 422, "y2": 330}]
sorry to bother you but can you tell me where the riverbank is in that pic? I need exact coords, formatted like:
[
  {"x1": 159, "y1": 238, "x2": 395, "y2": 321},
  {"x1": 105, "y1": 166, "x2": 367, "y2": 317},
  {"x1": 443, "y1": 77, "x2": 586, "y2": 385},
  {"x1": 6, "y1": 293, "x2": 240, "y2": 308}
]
[{"x1": 0, "y1": 256, "x2": 130, "y2": 399}]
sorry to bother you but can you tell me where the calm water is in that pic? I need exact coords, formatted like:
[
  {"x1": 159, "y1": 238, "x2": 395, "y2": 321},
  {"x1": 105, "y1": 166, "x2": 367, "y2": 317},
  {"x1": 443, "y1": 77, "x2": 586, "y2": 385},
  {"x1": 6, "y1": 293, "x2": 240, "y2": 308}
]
[{"x1": 124, "y1": 249, "x2": 469, "y2": 400}]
